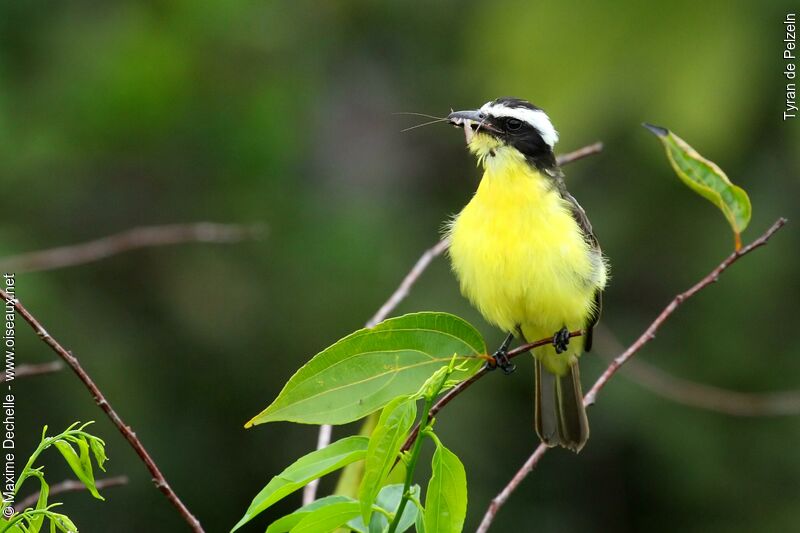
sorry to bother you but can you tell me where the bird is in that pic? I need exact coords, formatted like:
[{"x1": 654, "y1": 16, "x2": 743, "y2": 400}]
[{"x1": 444, "y1": 97, "x2": 607, "y2": 452}]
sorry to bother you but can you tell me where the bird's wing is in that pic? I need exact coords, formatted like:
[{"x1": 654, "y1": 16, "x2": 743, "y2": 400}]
[
  {"x1": 583, "y1": 290, "x2": 602, "y2": 352},
  {"x1": 558, "y1": 183, "x2": 603, "y2": 352}
]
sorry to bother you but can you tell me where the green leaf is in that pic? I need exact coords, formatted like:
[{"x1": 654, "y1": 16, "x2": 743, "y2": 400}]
[
  {"x1": 246, "y1": 312, "x2": 486, "y2": 426},
  {"x1": 424, "y1": 441, "x2": 467, "y2": 533},
  {"x1": 52, "y1": 439, "x2": 103, "y2": 501},
  {"x1": 644, "y1": 124, "x2": 751, "y2": 249},
  {"x1": 265, "y1": 496, "x2": 353, "y2": 533},
  {"x1": 26, "y1": 474, "x2": 48, "y2": 533},
  {"x1": 88, "y1": 438, "x2": 107, "y2": 473},
  {"x1": 348, "y1": 484, "x2": 420, "y2": 533},
  {"x1": 231, "y1": 436, "x2": 368, "y2": 532},
  {"x1": 413, "y1": 366, "x2": 450, "y2": 402},
  {"x1": 48, "y1": 513, "x2": 78, "y2": 533},
  {"x1": 358, "y1": 397, "x2": 417, "y2": 524},
  {"x1": 288, "y1": 501, "x2": 361, "y2": 533}
]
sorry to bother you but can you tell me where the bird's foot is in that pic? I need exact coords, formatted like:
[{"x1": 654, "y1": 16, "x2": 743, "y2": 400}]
[
  {"x1": 488, "y1": 347, "x2": 516, "y2": 375},
  {"x1": 553, "y1": 327, "x2": 570, "y2": 354}
]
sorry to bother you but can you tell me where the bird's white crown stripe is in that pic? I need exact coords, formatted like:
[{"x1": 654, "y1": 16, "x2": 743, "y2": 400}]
[{"x1": 480, "y1": 102, "x2": 559, "y2": 147}]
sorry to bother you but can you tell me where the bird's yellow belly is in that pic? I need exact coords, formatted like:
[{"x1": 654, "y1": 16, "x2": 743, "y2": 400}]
[{"x1": 447, "y1": 163, "x2": 597, "y2": 341}]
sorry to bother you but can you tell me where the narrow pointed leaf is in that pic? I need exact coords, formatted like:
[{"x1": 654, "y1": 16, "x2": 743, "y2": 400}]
[
  {"x1": 88, "y1": 438, "x2": 107, "y2": 473},
  {"x1": 49, "y1": 512, "x2": 78, "y2": 533},
  {"x1": 289, "y1": 501, "x2": 361, "y2": 533},
  {"x1": 424, "y1": 442, "x2": 467, "y2": 533},
  {"x1": 358, "y1": 398, "x2": 417, "y2": 523},
  {"x1": 246, "y1": 312, "x2": 485, "y2": 426},
  {"x1": 52, "y1": 439, "x2": 103, "y2": 500},
  {"x1": 645, "y1": 124, "x2": 751, "y2": 247},
  {"x1": 231, "y1": 436, "x2": 368, "y2": 531},
  {"x1": 27, "y1": 475, "x2": 49, "y2": 532}
]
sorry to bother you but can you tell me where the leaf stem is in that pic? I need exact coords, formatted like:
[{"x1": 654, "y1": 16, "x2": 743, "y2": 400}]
[
  {"x1": 387, "y1": 362, "x2": 453, "y2": 533},
  {"x1": 372, "y1": 504, "x2": 394, "y2": 522},
  {"x1": 386, "y1": 396, "x2": 433, "y2": 533},
  {"x1": 12, "y1": 424, "x2": 93, "y2": 498}
]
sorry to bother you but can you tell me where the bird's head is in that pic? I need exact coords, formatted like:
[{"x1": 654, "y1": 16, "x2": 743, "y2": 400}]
[{"x1": 448, "y1": 97, "x2": 558, "y2": 169}]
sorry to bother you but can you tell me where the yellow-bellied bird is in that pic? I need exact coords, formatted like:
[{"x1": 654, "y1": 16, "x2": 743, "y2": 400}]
[{"x1": 446, "y1": 97, "x2": 608, "y2": 452}]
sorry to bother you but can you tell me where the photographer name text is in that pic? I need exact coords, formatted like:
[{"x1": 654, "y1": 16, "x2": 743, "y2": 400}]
[
  {"x1": 785, "y1": 13, "x2": 797, "y2": 120},
  {"x1": 2, "y1": 274, "x2": 15, "y2": 514}
]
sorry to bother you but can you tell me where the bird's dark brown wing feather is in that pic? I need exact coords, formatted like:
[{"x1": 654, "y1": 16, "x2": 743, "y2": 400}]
[{"x1": 554, "y1": 173, "x2": 603, "y2": 352}]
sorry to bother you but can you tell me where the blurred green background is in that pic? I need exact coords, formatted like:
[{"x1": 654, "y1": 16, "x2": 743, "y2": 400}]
[{"x1": 2, "y1": 1, "x2": 799, "y2": 531}]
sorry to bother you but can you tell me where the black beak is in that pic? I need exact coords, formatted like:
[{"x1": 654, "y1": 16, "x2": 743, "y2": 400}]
[
  {"x1": 447, "y1": 109, "x2": 500, "y2": 134},
  {"x1": 447, "y1": 109, "x2": 484, "y2": 124}
]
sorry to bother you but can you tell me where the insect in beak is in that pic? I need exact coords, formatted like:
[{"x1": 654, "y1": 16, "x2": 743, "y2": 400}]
[{"x1": 447, "y1": 109, "x2": 497, "y2": 143}]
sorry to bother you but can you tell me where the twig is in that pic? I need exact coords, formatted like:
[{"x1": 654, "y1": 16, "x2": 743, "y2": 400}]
[
  {"x1": 476, "y1": 217, "x2": 788, "y2": 533},
  {"x1": 398, "y1": 331, "x2": 583, "y2": 456},
  {"x1": 305, "y1": 142, "x2": 605, "y2": 503},
  {"x1": 1, "y1": 361, "x2": 64, "y2": 383},
  {"x1": 0, "y1": 289, "x2": 205, "y2": 532},
  {"x1": 594, "y1": 325, "x2": 800, "y2": 416},
  {"x1": 366, "y1": 238, "x2": 451, "y2": 329},
  {"x1": 584, "y1": 218, "x2": 787, "y2": 405},
  {"x1": 300, "y1": 424, "x2": 334, "y2": 503},
  {"x1": 0, "y1": 222, "x2": 265, "y2": 273},
  {"x1": 555, "y1": 142, "x2": 603, "y2": 166},
  {"x1": 17, "y1": 475, "x2": 129, "y2": 511}
]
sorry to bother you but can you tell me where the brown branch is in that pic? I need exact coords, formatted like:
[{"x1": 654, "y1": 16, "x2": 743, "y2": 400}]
[
  {"x1": 583, "y1": 218, "x2": 787, "y2": 405},
  {"x1": 555, "y1": 141, "x2": 603, "y2": 166},
  {"x1": 305, "y1": 141, "x2": 605, "y2": 504},
  {"x1": 476, "y1": 217, "x2": 788, "y2": 533},
  {"x1": 0, "y1": 289, "x2": 205, "y2": 532},
  {"x1": 366, "y1": 238, "x2": 451, "y2": 328},
  {"x1": 17, "y1": 475, "x2": 129, "y2": 511},
  {"x1": 594, "y1": 325, "x2": 800, "y2": 416},
  {"x1": 398, "y1": 331, "x2": 583, "y2": 456},
  {"x1": 1, "y1": 361, "x2": 64, "y2": 383},
  {"x1": 0, "y1": 222, "x2": 265, "y2": 273}
]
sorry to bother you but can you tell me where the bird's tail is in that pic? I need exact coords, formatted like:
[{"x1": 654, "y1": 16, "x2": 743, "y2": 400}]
[{"x1": 534, "y1": 359, "x2": 589, "y2": 452}]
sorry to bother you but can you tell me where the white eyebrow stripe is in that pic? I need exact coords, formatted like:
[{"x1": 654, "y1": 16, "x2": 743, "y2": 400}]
[{"x1": 479, "y1": 101, "x2": 559, "y2": 147}]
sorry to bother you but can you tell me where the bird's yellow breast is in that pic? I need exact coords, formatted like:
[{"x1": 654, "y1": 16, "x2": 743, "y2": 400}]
[{"x1": 447, "y1": 143, "x2": 602, "y2": 347}]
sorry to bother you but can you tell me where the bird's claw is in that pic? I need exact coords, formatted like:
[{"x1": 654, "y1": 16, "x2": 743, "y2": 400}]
[
  {"x1": 488, "y1": 349, "x2": 516, "y2": 374},
  {"x1": 553, "y1": 327, "x2": 570, "y2": 354}
]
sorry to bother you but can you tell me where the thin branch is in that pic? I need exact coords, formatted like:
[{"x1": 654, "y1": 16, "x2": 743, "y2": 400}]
[
  {"x1": 594, "y1": 325, "x2": 800, "y2": 416},
  {"x1": 366, "y1": 238, "x2": 451, "y2": 328},
  {"x1": 584, "y1": 218, "x2": 787, "y2": 405},
  {"x1": 0, "y1": 222, "x2": 265, "y2": 273},
  {"x1": 0, "y1": 289, "x2": 205, "y2": 532},
  {"x1": 555, "y1": 142, "x2": 603, "y2": 166},
  {"x1": 476, "y1": 217, "x2": 788, "y2": 533},
  {"x1": 1, "y1": 361, "x2": 64, "y2": 383},
  {"x1": 398, "y1": 331, "x2": 583, "y2": 456},
  {"x1": 306, "y1": 141, "x2": 606, "y2": 504},
  {"x1": 17, "y1": 475, "x2": 129, "y2": 511},
  {"x1": 300, "y1": 424, "x2": 334, "y2": 504}
]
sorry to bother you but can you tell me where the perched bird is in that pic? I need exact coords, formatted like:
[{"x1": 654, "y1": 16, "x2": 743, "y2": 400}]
[{"x1": 445, "y1": 97, "x2": 607, "y2": 452}]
